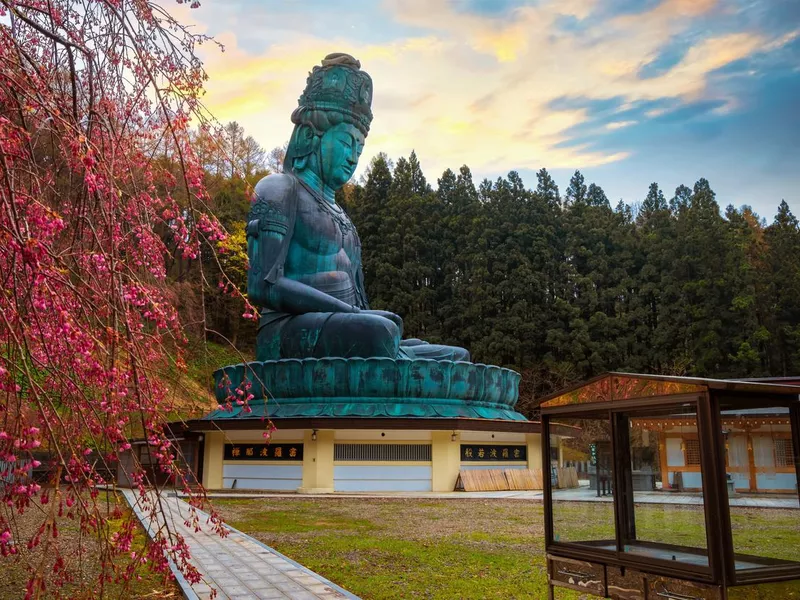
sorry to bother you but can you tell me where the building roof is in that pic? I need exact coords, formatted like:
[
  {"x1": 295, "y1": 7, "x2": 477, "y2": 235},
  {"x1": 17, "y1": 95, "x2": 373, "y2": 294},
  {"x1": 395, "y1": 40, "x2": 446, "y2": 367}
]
[
  {"x1": 534, "y1": 371, "x2": 800, "y2": 410},
  {"x1": 181, "y1": 416, "x2": 560, "y2": 435}
]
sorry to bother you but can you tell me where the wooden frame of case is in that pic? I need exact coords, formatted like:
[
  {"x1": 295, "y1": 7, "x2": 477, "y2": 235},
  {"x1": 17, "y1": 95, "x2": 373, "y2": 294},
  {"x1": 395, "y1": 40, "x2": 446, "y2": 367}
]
[{"x1": 539, "y1": 374, "x2": 800, "y2": 598}]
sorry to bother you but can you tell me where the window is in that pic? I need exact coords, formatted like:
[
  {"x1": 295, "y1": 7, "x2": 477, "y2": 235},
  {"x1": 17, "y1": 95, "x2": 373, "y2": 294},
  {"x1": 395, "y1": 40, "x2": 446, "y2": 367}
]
[
  {"x1": 334, "y1": 443, "x2": 431, "y2": 462},
  {"x1": 775, "y1": 439, "x2": 793, "y2": 468},
  {"x1": 685, "y1": 439, "x2": 701, "y2": 466}
]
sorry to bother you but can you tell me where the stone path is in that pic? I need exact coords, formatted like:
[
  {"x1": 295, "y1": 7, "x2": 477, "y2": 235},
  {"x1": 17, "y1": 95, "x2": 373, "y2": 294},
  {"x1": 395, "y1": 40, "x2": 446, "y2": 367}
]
[
  {"x1": 122, "y1": 489, "x2": 359, "y2": 600},
  {"x1": 551, "y1": 486, "x2": 800, "y2": 508},
  {"x1": 194, "y1": 490, "x2": 543, "y2": 500},
  {"x1": 189, "y1": 489, "x2": 799, "y2": 509}
]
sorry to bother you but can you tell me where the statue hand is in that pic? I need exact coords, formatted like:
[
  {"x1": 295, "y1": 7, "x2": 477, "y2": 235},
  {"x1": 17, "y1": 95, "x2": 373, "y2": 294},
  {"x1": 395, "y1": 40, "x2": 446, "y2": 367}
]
[{"x1": 360, "y1": 309, "x2": 403, "y2": 337}]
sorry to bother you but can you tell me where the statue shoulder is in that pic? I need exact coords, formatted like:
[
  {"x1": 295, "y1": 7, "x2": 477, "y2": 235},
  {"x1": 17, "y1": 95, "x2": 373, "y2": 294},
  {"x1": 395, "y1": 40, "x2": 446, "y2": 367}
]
[
  {"x1": 248, "y1": 173, "x2": 298, "y2": 231},
  {"x1": 254, "y1": 172, "x2": 296, "y2": 201}
]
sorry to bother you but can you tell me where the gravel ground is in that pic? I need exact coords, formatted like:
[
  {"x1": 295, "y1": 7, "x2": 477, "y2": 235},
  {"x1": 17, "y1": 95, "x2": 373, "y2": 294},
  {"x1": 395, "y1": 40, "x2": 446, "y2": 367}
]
[{"x1": 0, "y1": 488, "x2": 181, "y2": 600}]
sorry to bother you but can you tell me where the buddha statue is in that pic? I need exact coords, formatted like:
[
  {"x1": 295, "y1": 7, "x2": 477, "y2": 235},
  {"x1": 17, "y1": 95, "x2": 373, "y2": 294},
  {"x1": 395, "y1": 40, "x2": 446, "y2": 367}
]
[{"x1": 246, "y1": 53, "x2": 470, "y2": 363}]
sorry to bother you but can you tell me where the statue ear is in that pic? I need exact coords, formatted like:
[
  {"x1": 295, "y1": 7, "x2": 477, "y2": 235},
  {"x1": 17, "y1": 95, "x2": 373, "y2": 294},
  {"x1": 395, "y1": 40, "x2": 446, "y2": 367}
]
[
  {"x1": 295, "y1": 125, "x2": 318, "y2": 156},
  {"x1": 292, "y1": 125, "x2": 320, "y2": 171}
]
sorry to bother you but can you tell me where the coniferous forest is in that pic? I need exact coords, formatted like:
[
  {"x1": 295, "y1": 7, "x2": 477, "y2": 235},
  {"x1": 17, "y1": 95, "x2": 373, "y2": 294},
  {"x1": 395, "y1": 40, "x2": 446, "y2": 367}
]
[{"x1": 197, "y1": 130, "x2": 800, "y2": 414}]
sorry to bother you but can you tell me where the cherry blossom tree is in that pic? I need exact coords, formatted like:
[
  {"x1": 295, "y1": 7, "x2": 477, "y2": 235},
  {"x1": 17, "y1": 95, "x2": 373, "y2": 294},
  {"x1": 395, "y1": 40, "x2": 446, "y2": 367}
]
[{"x1": 0, "y1": 0, "x2": 251, "y2": 596}]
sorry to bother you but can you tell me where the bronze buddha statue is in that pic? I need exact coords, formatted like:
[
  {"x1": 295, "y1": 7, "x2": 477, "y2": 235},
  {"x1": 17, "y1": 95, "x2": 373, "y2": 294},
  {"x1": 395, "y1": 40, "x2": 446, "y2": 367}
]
[{"x1": 246, "y1": 53, "x2": 470, "y2": 362}]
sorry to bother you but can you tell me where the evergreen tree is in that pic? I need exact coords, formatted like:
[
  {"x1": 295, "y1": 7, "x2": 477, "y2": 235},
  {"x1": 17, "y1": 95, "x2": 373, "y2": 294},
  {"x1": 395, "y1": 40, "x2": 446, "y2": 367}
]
[
  {"x1": 565, "y1": 170, "x2": 588, "y2": 206},
  {"x1": 670, "y1": 184, "x2": 692, "y2": 215},
  {"x1": 354, "y1": 153, "x2": 393, "y2": 305},
  {"x1": 438, "y1": 166, "x2": 481, "y2": 351},
  {"x1": 669, "y1": 179, "x2": 732, "y2": 374},
  {"x1": 536, "y1": 168, "x2": 561, "y2": 209},
  {"x1": 765, "y1": 201, "x2": 800, "y2": 374},
  {"x1": 338, "y1": 151, "x2": 800, "y2": 411},
  {"x1": 724, "y1": 205, "x2": 770, "y2": 376},
  {"x1": 587, "y1": 183, "x2": 610, "y2": 208},
  {"x1": 638, "y1": 182, "x2": 668, "y2": 223}
]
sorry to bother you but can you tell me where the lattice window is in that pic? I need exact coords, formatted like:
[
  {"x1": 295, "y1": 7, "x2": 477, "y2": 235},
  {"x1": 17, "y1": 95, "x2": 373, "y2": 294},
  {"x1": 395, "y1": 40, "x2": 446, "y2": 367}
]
[
  {"x1": 334, "y1": 443, "x2": 432, "y2": 462},
  {"x1": 684, "y1": 439, "x2": 701, "y2": 466},
  {"x1": 775, "y1": 439, "x2": 793, "y2": 468}
]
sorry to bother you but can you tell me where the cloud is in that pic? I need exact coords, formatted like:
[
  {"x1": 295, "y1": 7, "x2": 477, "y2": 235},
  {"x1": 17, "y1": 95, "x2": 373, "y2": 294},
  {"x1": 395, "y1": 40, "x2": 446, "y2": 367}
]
[
  {"x1": 179, "y1": 0, "x2": 797, "y2": 180},
  {"x1": 606, "y1": 120, "x2": 637, "y2": 130}
]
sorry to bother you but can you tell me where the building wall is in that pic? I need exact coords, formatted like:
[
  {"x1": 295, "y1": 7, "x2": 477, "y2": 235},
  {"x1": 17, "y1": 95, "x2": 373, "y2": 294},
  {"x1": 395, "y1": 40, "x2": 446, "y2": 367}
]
[
  {"x1": 116, "y1": 450, "x2": 136, "y2": 488},
  {"x1": 199, "y1": 428, "x2": 542, "y2": 493},
  {"x1": 659, "y1": 422, "x2": 796, "y2": 494},
  {"x1": 223, "y1": 464, "x2": 303, "y2": 490},
  {"x1": 218, "y1": 431, "x2": 304, "y2": 491},
  {"x1": 331, "y1": 430, "x2": 434, "y2": 492}
]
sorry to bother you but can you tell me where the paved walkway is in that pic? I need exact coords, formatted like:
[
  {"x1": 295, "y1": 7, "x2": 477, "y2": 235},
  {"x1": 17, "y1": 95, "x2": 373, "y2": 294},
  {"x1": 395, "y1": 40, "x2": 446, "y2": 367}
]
[
  {"x1": 122, "y1": 489, "x2": 359, "y2": 600},
  {"x1": 551, "y1": 486, "x2": 800, "y2": 508},
  {"x1": 186, "y1": 489, "x2": 799, "y2": 509},
  {"x1": 192, "y1": 490, "x2": 544, "y2": 500}
]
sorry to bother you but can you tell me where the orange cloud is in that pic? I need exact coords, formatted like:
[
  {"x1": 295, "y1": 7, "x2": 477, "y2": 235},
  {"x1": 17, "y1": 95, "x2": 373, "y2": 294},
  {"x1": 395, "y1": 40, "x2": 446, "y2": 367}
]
[{"x1": 182, "y1": 0, "x2": 791, "y2": 177}]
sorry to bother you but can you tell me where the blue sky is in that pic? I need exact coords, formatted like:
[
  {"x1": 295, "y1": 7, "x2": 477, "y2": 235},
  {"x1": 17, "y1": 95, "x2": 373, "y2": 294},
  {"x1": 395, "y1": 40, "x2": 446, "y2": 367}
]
[{"x1": 181, "y1": 0, "x2": 800, "y2": 220}]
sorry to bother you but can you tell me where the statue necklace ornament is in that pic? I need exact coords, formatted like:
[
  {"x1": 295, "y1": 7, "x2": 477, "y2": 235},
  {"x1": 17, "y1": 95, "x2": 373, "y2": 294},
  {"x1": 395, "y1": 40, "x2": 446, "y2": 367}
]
[{"x1": 295, "y1": 170, "x2": 355, "y2": 240}]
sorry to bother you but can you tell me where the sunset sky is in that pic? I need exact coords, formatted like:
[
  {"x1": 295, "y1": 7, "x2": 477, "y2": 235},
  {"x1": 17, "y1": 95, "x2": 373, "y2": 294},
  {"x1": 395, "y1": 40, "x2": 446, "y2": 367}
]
[{"x1": 180, "y1": 0, "x2": 799, "y2": 219}]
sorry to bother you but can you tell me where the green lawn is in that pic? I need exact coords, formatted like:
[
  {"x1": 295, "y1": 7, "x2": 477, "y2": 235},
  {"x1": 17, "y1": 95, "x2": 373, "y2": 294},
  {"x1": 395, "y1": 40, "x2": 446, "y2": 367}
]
[{"x1": 213, "y1": 497, "x2": 800, "y2": 600}]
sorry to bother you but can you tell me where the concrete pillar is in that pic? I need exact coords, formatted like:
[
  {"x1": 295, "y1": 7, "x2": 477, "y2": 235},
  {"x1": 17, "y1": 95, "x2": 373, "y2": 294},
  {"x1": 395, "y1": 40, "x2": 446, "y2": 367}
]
[
  {"x1": 202, "y1": 431, "x2": 224, "y2": 489},
  {"x1": 298, "y1": 429, "x2": 334, "y2": 494},
  {"x1": 431, "y1": 430, "x2": 461, "y2": 492},
  {"x1": 526, "y1": 433, "x2": 542, "y2": 471}
]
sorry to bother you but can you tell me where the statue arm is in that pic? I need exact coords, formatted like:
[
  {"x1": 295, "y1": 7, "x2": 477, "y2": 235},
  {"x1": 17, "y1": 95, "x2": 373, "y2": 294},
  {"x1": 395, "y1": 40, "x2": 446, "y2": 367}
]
[
  {"x1": 247, "y1": 174, "x2": 358, "y2": 314},
  {"x1": 352, "y1": 235, "x2": 370, "y2": 310},
  {"x1": 268, "y1": 277, "x2": 359, "y2": 314}
]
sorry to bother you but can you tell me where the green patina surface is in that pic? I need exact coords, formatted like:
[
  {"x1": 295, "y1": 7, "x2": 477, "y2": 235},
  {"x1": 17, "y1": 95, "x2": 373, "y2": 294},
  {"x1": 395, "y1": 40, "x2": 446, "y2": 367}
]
[
  {"x1": 245, "y1": 53, "x2": 469, "y2": 364},
  {"x1": 208, "y1": 52, "x2": 525, "y2": 423},
  {"x1": 210, "y1": 357, "x2": 525, "y2": 420}
]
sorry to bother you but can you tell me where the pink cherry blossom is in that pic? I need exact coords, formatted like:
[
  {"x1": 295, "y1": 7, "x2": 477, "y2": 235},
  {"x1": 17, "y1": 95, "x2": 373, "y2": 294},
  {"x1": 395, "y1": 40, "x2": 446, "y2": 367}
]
[{"x1": 1, "y1": 0, "x2": 237, "y2": 594}]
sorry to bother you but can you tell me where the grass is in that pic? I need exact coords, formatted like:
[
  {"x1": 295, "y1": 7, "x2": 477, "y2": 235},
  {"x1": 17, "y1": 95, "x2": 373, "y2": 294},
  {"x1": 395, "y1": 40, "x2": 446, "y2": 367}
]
[
  {"x1": 554, "y1": 501, "x2": 710, "y2": 549},
  {"x1": 159, "y1": 340, "x2": 254, "y2": 422},
  {"x1": 212, "y1": 497, "x2": 800, "y2": 600},
  {"x1": 216, "y1": 498, "x2": 556, "y2": 599},
  {"x1": 184, "y1": 340, "x2": 253, "y2": 391}
]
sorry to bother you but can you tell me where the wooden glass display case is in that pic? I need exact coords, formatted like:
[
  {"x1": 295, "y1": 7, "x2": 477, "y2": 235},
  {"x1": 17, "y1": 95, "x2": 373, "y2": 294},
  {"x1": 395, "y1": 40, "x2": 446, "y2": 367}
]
[{"x1": 538, "y1": 373, "x2": 800, "y2": 599}]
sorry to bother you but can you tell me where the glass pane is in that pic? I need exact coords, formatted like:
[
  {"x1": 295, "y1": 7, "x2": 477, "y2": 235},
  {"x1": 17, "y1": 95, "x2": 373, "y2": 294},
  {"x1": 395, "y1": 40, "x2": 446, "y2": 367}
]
[
  {"x1": 622, "y1": 406, "x2": 710, "y2": 567},
  {"x1": 720, "y1": 402, "x2": 800, "y2": 572},
  {"x1": 550, "y1": 415, "x2": 616, "y2": 549}
]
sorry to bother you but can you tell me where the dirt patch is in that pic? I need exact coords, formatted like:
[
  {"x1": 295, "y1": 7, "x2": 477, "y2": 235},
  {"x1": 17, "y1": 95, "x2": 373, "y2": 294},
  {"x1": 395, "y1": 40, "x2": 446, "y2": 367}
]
[{"x1": 0, "y1": 489, "x2": 180, "y2": 599}]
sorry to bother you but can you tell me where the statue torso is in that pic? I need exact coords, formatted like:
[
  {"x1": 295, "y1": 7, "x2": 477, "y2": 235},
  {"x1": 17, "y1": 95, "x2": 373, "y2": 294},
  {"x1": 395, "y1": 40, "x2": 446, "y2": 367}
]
[{"x1": 285, "y1": 183, "x2": 362, "y2": 305}]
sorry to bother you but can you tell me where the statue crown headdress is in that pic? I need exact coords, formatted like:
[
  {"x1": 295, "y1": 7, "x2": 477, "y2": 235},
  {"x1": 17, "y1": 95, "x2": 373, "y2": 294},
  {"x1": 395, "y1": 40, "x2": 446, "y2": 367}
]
[{"x1": 294, "y1": 52, "x2": 373, "y2": 135}]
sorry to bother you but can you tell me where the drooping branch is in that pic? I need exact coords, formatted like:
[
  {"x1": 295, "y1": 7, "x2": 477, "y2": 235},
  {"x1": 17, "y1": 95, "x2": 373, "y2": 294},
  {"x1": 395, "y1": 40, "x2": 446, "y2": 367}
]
[{"x1": 0, "y1": 0, "x2": 233, "y2": 596}]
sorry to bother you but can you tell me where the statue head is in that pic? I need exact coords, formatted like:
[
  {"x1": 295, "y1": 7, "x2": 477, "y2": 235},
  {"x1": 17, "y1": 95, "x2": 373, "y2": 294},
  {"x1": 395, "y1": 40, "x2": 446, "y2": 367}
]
[{"x1": 285, "y1": 53, "x2": 373, "y2": 191}]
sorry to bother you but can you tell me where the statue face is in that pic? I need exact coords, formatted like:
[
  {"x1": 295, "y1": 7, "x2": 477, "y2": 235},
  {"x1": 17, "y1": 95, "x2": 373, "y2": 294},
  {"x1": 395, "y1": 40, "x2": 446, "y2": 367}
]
[{"x1": 319, "y1": 123, "x2": 365, "y2": 189}]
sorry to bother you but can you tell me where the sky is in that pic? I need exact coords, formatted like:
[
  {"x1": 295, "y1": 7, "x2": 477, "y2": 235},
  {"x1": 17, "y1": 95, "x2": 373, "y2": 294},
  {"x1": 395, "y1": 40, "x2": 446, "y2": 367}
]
[{"x1": 177, "y1": 0, "x2": 799, "y2": 220}]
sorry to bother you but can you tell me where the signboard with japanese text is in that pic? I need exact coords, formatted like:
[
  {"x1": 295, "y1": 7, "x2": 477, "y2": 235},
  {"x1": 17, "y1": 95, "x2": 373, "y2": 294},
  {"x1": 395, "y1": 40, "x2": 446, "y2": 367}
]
[
  {"x1": 223, "y1": 443, "x2": 303, "y2": 461},
  {"x1": 460, "y1": 444, "x2": 527, "y2": 462}
]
